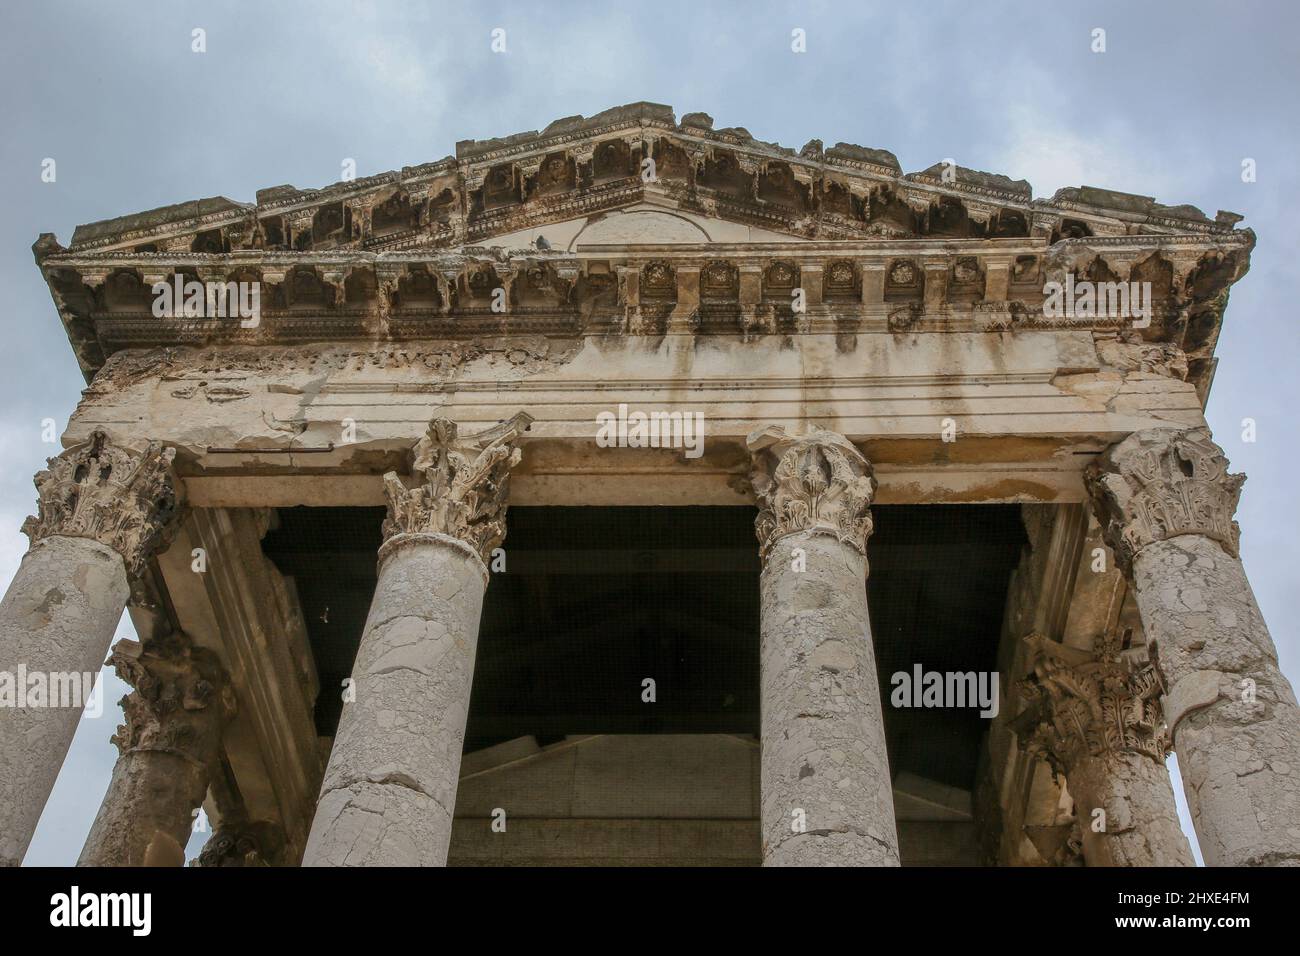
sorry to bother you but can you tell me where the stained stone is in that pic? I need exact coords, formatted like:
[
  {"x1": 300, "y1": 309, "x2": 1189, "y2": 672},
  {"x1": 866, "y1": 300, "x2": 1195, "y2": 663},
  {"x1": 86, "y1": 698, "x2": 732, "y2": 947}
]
[{"x1": 749, "y1": 425, "x2": 898, "y2": 866}]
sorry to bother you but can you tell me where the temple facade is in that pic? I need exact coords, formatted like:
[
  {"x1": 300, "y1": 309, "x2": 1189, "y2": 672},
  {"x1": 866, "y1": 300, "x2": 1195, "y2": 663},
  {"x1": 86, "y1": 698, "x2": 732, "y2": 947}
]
[{"x1": 4, "y1": 102, "x2": 1296, "y2": 867}]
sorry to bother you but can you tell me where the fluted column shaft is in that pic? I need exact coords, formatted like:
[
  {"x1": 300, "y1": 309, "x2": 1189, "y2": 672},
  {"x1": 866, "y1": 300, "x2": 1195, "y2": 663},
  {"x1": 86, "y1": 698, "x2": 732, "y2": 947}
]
[
  {"x1": 1089, "y1": 427, "x2": 1300, "y2": 866},
  {"x1": 748, "y1": 425, "x2": 898, "y2": 866},
  {"x1": 78, "y1": 638, "x2": 233, "y2": 866},
  {"x1": 0, "y1": 432, "x2": 177, "y2": 867},
  {"x1": 302, "y1": 413, "x2": 530, "y2": 867}
]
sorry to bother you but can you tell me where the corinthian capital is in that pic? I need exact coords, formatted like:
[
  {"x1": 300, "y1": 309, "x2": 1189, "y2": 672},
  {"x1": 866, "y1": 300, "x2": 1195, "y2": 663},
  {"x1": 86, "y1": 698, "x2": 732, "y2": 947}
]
[
  {"x1": 108, "y1": 636, "x2": 236, "y2": 760},
  {"x1": 747, "y1": 424, "x2": 876, "y2": 561},
  {"x1": 22, "y1": 431, "x2": 181, "y2": 576},
  {"x1": 1085, "y1": 427, "x2": 1244, "y2": 572},
  {"x1": 1015, "y1": 633, "x2": 1168, "y2": 773},
  {"x1": 382, "y1": 412, "x2": 533, "y2": 565}
]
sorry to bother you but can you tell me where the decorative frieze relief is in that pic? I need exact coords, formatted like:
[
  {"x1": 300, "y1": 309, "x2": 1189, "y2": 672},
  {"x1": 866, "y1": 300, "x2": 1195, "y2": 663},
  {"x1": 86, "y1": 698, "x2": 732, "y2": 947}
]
[
  {"x1": 1016, "y1": 633, "x2": 1169, "y2": 773},
  {"x1": 1095, "y1": 332, "x2": 1189, "y2": 381},
  {"x1": 1085, "y1": 427, "x2": 1244, "y2": 572},
  {"x1": 747, "y1": 424, "x2": 876, "y2": 561},
  {"x1": 22, "y1": 431, "x2": 181, "y2": 576},
  {"x1": 381, "y1": 411, "x2": 533, "y2": 565},
  {"x1": 89, "y1": 338, "x2": 581, "y2": 393}
]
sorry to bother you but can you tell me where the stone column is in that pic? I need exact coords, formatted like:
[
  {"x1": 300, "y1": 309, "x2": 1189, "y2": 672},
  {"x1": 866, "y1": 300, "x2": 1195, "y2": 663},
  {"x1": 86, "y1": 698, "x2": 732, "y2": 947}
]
[
  {"x1": 78, "y1": 637, "x2": 235, "y2": 866},
  {"x1": 0, "y1": 431, "x2": 178, "y2": 867},
  {"x1": 747, "y1": 425, "x2": 899, "y2": 866},
  {"x1": 302, "y1": 413, "x2": 530, "y2": 867},
  {"x1": 1016, "y1": 634, "x2": 1194, "y2": 866},
  {"x1": 1088, "y1": 427, "x2": 1300, "y2": 866}
]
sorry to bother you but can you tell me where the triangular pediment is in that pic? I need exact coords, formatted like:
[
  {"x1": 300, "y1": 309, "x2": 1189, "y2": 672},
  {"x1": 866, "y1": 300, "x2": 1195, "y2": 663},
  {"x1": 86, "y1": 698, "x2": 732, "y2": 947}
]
[
  {"x1": 468, "y1": 197, "x2": 812, "y2": 251},
  {"x1": 50, "y1": 101, "x2": 1238, "y2": 258}
]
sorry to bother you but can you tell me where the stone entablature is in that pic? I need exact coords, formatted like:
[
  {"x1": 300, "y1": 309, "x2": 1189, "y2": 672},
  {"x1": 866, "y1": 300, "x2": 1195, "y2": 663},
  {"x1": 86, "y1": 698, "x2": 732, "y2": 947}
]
[
  {"x1": 32, "y1": 104, "x2": 1254, "y2": 396},
  {"x1": 35, "y1": 232, "x2": 1251, "y2": 393}
]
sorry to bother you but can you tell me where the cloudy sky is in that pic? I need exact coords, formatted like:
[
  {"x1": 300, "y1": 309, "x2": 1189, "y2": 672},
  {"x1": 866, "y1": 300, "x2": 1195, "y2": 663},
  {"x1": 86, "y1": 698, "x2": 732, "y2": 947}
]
[{"x1": 2, "y1": 0, "x2": 1297, "y2": 865}]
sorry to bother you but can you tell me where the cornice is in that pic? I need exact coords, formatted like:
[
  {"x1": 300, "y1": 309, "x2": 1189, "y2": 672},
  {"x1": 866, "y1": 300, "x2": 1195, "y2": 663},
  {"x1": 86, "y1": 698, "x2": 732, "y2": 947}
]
[{"x1": 43, "y1": 103, "x2": 1245, "y2": 261}]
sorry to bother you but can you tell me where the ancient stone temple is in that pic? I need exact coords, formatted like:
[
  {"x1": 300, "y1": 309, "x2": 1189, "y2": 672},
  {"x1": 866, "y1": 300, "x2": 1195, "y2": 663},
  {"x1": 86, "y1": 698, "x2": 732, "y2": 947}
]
[{"x1": 5, "y1": 102, "x2": 1296, "y2": 867}]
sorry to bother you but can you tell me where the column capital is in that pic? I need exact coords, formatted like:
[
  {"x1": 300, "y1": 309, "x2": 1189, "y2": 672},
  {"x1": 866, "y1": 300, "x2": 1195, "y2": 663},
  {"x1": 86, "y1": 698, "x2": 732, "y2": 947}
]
[
  {"x1": 194, "y1": 819, "x2": 286, "y2": 867},
  {"x1": 22, "y1": 430, "x2": 181, "y2": 577},
  {"x1": 746, "y1": 424, "x2": 876, "y2": 561},
  {"x1": 1085, "y1": 426, "x2": 1244, "y2": 572},
  {"x1": 108, "y1": 636, "x2": 236, "y2": 761},
  {"x1": 381, "y1": 411, "x2": 532, "y2": 566},
  {"x1": 1016, "y1": 633, "x2": 1169, "y2": 772}
]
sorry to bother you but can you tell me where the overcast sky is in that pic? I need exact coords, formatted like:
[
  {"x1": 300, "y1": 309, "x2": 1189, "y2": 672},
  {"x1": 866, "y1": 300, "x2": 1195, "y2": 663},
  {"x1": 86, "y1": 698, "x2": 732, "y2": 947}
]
[{"x1": 3, "y1": 0, "x2": 1297, "y2": 865}]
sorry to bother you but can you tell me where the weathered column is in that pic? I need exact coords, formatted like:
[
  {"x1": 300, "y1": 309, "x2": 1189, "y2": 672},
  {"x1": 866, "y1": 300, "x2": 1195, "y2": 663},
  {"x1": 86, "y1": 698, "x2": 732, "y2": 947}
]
[
  {"x1": 78, "y1": 637, "x2": 234, "y2": 866},
  {"x1": 1016, "y1": 634, "x2": 1195, "y2": 866},
  {"x1": 302, "y1": 413, "x2": 530, "y2": 867},
  {"x1": 748, "y1": 424, "x2": 899, "y2": 866},
  {"x1": 0, "y1": 431, "x2": 178, "y2": 867},
  {"x1": 1088, "y1": 427, "x2": 1300, "y2": 866}
]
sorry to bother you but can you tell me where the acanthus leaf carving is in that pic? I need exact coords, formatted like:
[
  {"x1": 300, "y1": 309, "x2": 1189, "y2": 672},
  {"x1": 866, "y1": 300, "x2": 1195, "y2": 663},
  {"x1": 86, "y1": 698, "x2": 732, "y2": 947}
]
[
  {"x1": 747, "y1": 424, "x2": 876, "y2": 562},
  {"x1": 22, "y1": 430, "x2": 181, "y2": 576},
  {"x1": 1015, "y1": 632, "x2": 1169, "y2": 773},
  {"x1": 1085, "y1": 427, "x2": 1243, "y2": 572},
  {"x1": 381, "y1": 411, "x2": 533, "y2": 565},
  {"x1": 107, "y1": 635, "x2": 236, "y2": 760}
]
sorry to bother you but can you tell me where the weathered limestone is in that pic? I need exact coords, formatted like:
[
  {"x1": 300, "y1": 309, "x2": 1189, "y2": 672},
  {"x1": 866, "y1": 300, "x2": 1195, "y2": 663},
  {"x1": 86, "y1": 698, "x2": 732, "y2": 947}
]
[
  {"x1": 1088, "y1": 427, "x2": 1300, "y2": 866},
  {"x1": 1016, "y1": 634, "x2": 1194, "y2": 866},
  {"x1": 79, "y1": 637, "x2": 235, "y2": 866},
  {"x1": 0, "y1": 431, "x2": 177, "y2": 867},
  {"x1": 21, "y1": 106, "x2": 1281, "y2": 869},
  {"x1": 748, "y1": 424, "x2": 898, "y2": 866},
  {"x1": 302, "y1": 413, "x2": 530, "y2": 867}
]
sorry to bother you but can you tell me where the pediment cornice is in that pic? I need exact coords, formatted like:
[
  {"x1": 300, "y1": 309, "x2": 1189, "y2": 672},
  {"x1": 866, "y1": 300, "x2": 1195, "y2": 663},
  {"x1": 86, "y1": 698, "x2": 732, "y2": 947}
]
[{"x1": 45, "y1": 103, "x2": 1246, "y2": 262}]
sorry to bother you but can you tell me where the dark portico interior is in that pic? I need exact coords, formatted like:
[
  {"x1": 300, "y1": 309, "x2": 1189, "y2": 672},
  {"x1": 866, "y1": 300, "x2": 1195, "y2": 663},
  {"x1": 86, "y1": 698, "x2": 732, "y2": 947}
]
[{"x1": 263, "y1": 503, "x2": 1025, "y2": 864}]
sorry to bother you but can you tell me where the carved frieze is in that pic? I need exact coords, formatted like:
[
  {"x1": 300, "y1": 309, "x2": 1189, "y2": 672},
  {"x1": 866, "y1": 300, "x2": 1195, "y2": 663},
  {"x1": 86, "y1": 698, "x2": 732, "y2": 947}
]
[
  {"x1": 747, "y1": 424, "x2": 876, "y2": 561},
  {"x1": 22, "y1": 431, "x2": 180, "y2": 576},
  {"x1": 1095, "y1": 332, "x2": 1189, "y2": 381},
  {"x1": 381, "y1": 412, "x2": 533, "y2": 565},
  {"x1": 1086, "y1": 427, "x2": 1244, "y2": 572}
]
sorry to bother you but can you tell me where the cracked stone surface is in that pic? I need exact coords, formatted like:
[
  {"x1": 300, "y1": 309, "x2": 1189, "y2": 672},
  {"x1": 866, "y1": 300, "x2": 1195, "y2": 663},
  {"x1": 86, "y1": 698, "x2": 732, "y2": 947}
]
[
  {"x1": 1068, "y1": 752, "x2": 1195, "y2": 866},
  {"x1": 759, "y1": 531, "x2": 899, "y2": 866},
  {"x1": 1134, "y1": 535, "x2": 1300, "y2": 866},
  {"x1": 79, "y1": 751, "x2": 209, "y2": 867},
  {"x1": 0, "y1": 535, "x2": 128, "y2": 867},
  {"x1": 78, "y1": 640, "x2": 233, "y2": 867},
  {"x1": 302, "y1": 533, "x2": 486, "y2": 867}
]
